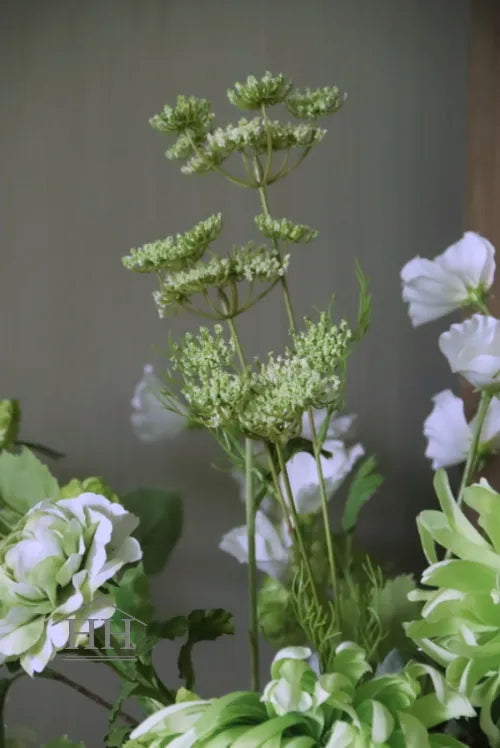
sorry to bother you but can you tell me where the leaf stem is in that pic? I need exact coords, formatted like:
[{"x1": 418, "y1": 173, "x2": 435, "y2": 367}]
[
  {"x1": 457, "y1": 390, "x2": 492, "y2": 508},
  {"x1": 39, "y1": 668, "x2": 138, "y2": 727}
]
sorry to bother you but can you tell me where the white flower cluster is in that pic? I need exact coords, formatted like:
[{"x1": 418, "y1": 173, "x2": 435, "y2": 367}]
[{"x1": 401, "y1": 231, "x2": 500, "y2": 469}]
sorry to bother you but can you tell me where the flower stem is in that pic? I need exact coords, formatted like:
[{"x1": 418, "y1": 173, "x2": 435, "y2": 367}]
[
  {"x1": 255, "y1": 170, "x2": 339, "y2": 608},
  {"x1": 457, "y1": 390, "x2": 492, "y2": 508},
  {"x1": 274, "y1": 444, "x2": 321, "y2": 608},
  {"x1": 225, "y1": 316, "x2": 260, "y2": 690},
  {"x1": 39, "y1": 668, "x2": 138, "y2": 727}
]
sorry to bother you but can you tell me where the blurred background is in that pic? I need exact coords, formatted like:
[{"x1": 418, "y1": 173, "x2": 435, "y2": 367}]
[{"x1": 1, "y1": 0, "x2": 471, "y2": 743}]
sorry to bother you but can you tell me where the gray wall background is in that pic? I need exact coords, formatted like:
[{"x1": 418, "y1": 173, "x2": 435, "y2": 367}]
[{"x1": 1, "y1": 0, "x2": 469, "y2": 743}]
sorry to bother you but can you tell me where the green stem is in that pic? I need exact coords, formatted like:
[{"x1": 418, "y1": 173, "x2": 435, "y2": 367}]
[
  {"x1": 39, "y1": 668, "x2": 138, "y2": 726},
  {"x1": 274, "y1": 444, "x2": 321, "y2": 607},
  {"x1": 225, "y1": 316, "x2": 260, "y2": 690},
  {"x1": 457, "y1": 390, "x2": 492, "y2": 508}
]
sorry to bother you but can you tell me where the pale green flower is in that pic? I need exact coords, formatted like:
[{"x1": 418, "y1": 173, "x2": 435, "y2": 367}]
[
  {"x1": 150, "y1": 95, "x2": 214, "y2": 140},
  {"x1": 286, "y1": 86, "x2": 347, "y2": 120},
  {"x1": 227, "y1": 72, "x2": 292, "y2": 110},
  {"x1": 255, "y1": 213, "x2": 318, "y2": 244},
  {"x1": 122, "y1": 214, "x2": 223, "y2": 273},
  {"x1": 0, "y1": 492, "x2": 141, "y2": 675},
  {"x1": 406, "y1": 470, "x2": 500, "y2": 745},
  {"x1": 0, "y1": 399, "x2": 20, "y2": 449},
  {"x1": 126, "y1": 642, "x2": 472, "y2": 746}
]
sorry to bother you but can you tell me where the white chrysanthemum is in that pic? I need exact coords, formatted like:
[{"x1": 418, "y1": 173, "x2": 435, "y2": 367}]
[
  {"x1": 219, "y1": 511, "x2": 291, "y2": 580},
  {"x1": 283, "y1": 439, "x2": 364, "y2": 514},
  {"x1": 131, "y1": 365, "x2": 184, "y2": 442},
  {"x1": 401, "y1": 232, "x2": 495, "y2": 326},
  {"x1": 0, "y1": 493, "x2": 141, "y2": 675},
  {"x1": 424, "y1": 389, "x2": 500, "y2": 469},
  {"x1": 439, "y1": 314, "x2": 500, "y2": 390}
]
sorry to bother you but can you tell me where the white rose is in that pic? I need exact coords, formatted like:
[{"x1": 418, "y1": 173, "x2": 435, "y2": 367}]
[
  {"x1": 0, "y1": 493, "x2": 141, "y2": 675},
  {"x1": 401, "y1": 232, "x2": 495, "y2": 327},
  {"x1": 219, "y1": 511, "x2": 291, "y2": 580},
  {"x1": 131, "y1": 364, "x2": 184, "y2": 442},
  {"x1": 424, "y1": 389, "x2": 500, "y2": 469},
  {"x1": 439, "y1": 314, "x2": 500, "y2": 390}
]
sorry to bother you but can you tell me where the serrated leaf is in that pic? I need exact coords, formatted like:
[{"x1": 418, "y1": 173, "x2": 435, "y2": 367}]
[
  {"x1": 121, "y1": 487, "x2": 182, "y2": 575},
  {"x1": 178, "y1": 609, "x2": 234, "y2": 690},
  {"x1": 341, "y1": 456, "x2": 383, "y2": 533},
  {"x1": 105, "y1": 681, "x2": 136, "y2": 748},
  {"x1": 0, "y1": 447, "x2": 59, "y2": 515},
  {"x1": 371, "y1": 574, "x2": 421, "y2": 658},
  {"x1": 148, "y1": 616, "x2": 188, "y2": 640}
]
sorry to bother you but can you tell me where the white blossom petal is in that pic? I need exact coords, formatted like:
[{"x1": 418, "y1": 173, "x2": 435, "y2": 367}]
[
  {"x1": 439, "y1": 314, "x2": 500, "y2": 389},
  {"x1": 219, "y1": 511, "x2": 291, "y2": 580},
  {"x1": 423, "y1": 390, "x2": 471, "y2": 469},
  {"x1": 401, "y1": 233, "x2": 495, "y2": 326},
  {"x1": 131, "y1": 364, "x2": 184, "y2": 442}
]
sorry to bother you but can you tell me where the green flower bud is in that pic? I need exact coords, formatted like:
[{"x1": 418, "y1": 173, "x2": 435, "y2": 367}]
[
  {"x1": 150, "y1": 95, "x2": 214, "y2": 140},
  {"x1": 286, "y1": 86, "x2": 347, "y2": 120},
  {"x1": 255, "y1": 214, "x2": 318, "y2": 244},
  {"x1": 227, "y1": 72, "x2": 292, "y2": 110},
  {"x1": 122, "y1": 214, "x2": 222, "y2": 273},
  {"x1": 59, "y1": 476, "x2": 119, "y2": 503},
  {"x1": 0, "y1": 400, "x2": 20, "y2": 449}
]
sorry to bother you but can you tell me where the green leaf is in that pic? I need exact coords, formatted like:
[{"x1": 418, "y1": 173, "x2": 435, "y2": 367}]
[
  {"x1": 178, "y1": 609, "x2": 234, "y2": 690},
  {"x1": 105, "y1": 681, "x2": 136, "y2": 748},
  {"x1": 354, "y1": 259, "x2": 371, "y2": 341},
  {"x1": 0, "y1": 447, "x2": 59, "y2": 515},
  {"x1": 342, "y1": 456, "x2": 383, "y2": 533},
  {"x1": 105, "y1": 725, "x2": 130, "y2": 748},
  {"x1": 148, "y1": 616, "x2": 188, "y2": 641},
  {"x1": 370, "y1": 574, "x2": 421, "y2": 658},
  {"x1": 232, "y1": 714, "x2": 312, "y2": 747},
  {"x1": 113, "y1": 564, "x2": 154, "y2": 624},
  {"x1": 121, "y1": 487, "x2": 183, "y2": 575},
  {"x1": 283, "y1": 436, "x2": 332, "y2": 462}
]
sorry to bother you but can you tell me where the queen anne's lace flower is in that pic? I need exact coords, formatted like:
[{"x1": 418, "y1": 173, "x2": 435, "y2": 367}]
[
  {"x1": 286, "y1": 86, "x2": 347, "y2": 120},
  {"x1": 439, "y1": 314, "x2": 500, "y2": 390},
  {"x1": 401, "y1": 232, "x2": 495, "y2": 327},
  {"x1": 424, "y1": 389, "x2": 500, "y2": 469},
  {"x1": 131, "y1": 365, "x2": 184, "y2": 442},
  {"x1": 254, "y1": 213, "x2": 318, "y2": 244},
  {"x1": 0, "y1": 493, "x2": 141, "y2": 676},
  {"x1": 227, "y1": 72, "x2": 292, "y2": 110},
  {"x1": 149, "y1": 95, "x2": 214, "y2": 139},
  {"x1": 219, "y1": 511, "x2": 291, "y2": 580},
  {"x1": 122, "y1": 214, "x2": 223, "y2": 273}
]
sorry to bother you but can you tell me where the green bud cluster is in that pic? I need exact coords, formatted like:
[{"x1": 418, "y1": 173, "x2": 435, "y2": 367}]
[
  {"x1": 181, "y1": 118, "x2": 326, "y2": 176},
  {"x1": 0, "y1": 399, "x2": 20, "y2": 449},
  {"x1": 294, "y1": 312, "x2": 352, "y2": 377},
  {"x1": 150, "y1": 95, "x2": 214, "y2": 140},
  {"x1": 153, "y1": 244, "x2": 289, "y2": 316},
  {"x1": 255, "y1": 213, "x2": 318, "y2": 244},
  {"x1": 227, "y1": 72, "x2": 292, "y2": 110},
  {"x1": 171, "y1": 326, "x2": 246, "y2": 429},
  {"x1": 122, "y1": 214, "x2": 222, "y2": 273},
  {"x1": 286, "y1": 86, "x2": 347, "y2": 120}
]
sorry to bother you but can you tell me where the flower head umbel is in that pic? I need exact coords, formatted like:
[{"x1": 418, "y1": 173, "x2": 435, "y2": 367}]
[
  {"x1": 122, "y1": 214, "x2": 223, "y2": 273},
  {"x1": 150, "y1": 95, "x2": 214, "y2": 140},
  {"x1": 131, "y1": 365, "x2": 184, "y2": 442},
  {"x1": 424, "y1": 389, "x2": 500, "y2": 469},
  {"x1": 227, "y1": 72, "x2": 292, "y2": 110},
  {"x1": 219, "y1": 511, "x2": 291, "y2": 580},
  {"x1": 286, "y1": 86, "x2": 347, "y2": 120},
  {"x1": 439, "y1": 314, "x2": 500, "y2": 390},
  {"x1": 401, "y1": 232, "x2": 495, "y2": 327},
  {"x1": 255, "y1": 213, "x2": 318, "y2": 244},
  {"x1": 0, "y1": 493, "x2": 141, "y2": 675}
]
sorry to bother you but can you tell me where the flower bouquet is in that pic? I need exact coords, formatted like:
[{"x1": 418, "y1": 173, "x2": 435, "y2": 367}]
[{"x1": 1, "y1": 71, "x2": 500, "y2": 747}]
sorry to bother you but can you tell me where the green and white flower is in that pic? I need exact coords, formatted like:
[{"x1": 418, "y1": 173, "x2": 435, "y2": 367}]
[
  {"x1": 0, "y1": 492, "x2": 141, "y2": 675},
  {"x1": 286, "y1": 86, "x2": 347, "y2": 120},
  {"x1": 255, "y1": 213, "x2": 318, "y2": 244},
  {"x1": 227, "y1": 71, "x2": 292, "y2": 110}
]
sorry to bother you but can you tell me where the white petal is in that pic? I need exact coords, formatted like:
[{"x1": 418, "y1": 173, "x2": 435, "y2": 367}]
[
  {"x1": 478, "y1": 396, "x2": 500, "y2": 449},
  {"x1": 439, "y1": 314, "x2": 500, "y2": 389},
  {"x1": 131, "y1": 364, "x2": 184, "y2": 442},
  {"x1": 219, "y1": 511, "x2": 290, "y2": 579},
  {"x1": 423, "y1": 390, "x2": 471, "y2": 469}
]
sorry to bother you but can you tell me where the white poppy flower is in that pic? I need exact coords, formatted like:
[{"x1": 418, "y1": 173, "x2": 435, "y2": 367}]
[
  {"x1": 301, "y1": 409, "x2": 356, "y2": 441},
  {"x1": 131, "y1": 364, "x2": 184, "y2": 442},
  {"x1": 439, "y1": 314, "x2": 500, "y2": 390},
  {"x1": 0, "y1": 493, "x2": 142, "y2": 676},
  {"x1": 282, "y1": 439, "x2": 364, "y2": 514},
  {"x1": 424, "y1": 389, "x2": 500, "y2": 469},
  {"x1": 401, "y1": 232, "x2": 495, "y2": 327},
  {"x1": 219, "y1": 511, "x2": 291, "y2": 580}
]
